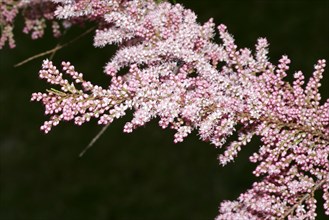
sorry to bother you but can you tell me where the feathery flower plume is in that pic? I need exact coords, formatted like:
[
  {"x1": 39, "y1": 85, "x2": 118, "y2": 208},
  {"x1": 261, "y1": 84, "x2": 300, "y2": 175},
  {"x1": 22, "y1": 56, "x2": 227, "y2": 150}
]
[{"x1": 3, "y1": 0, "x2": 328, "y2": 219}]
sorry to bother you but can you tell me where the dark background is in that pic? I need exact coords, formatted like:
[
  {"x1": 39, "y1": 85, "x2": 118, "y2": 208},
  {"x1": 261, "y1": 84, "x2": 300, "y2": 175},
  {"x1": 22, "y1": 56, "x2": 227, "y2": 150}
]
[{"x1": 1, "y1": 0, "x2": 328, "y2": 219}]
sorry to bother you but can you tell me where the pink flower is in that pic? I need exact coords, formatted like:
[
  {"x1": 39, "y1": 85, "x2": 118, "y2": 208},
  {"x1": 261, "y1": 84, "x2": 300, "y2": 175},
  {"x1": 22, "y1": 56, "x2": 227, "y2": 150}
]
[{"x1": 4, "y1": 0, "x2": 327, "y2": 219}]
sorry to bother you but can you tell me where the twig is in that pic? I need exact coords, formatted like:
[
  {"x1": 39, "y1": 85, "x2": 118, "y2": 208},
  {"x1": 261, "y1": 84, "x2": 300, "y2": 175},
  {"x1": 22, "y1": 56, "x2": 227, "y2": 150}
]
[
  {"x1": 14, "y1": 45, "x2": 61, "y2": 67},
  {"x1": 14, "y1": 26, "x2": 96, "y2": 67},
  {"x1": 49, "y1": 43, "x2": 60, "y2": 61},
  {"x1": 48, "y1": 38, "x2": 66, "y2": 61},
  {"x1": 79, "y1": 124, "x2": 110, "y2": 157}
]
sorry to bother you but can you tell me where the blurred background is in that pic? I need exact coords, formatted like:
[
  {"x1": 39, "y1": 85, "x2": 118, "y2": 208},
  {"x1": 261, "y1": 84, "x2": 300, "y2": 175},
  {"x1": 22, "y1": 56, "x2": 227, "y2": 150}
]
[{"x1": 0, "y1": 0, "x2": 328, "y2": 219}]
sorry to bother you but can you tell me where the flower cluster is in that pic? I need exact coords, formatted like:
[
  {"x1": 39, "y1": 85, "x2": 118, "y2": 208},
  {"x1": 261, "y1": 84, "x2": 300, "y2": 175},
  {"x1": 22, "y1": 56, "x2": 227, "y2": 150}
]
[
  {"x1": 6, "y1": 0, "x2": 329, "y2": 219},
  {"x1": 0, "y1": 0, "x2": 62, "y2": 49},
  {"x1": 0, "y1": 0, "x2": 18, "y2": 48},
  {"x1": 31, "y1": 59, "x2": 132, "y2": 133}
]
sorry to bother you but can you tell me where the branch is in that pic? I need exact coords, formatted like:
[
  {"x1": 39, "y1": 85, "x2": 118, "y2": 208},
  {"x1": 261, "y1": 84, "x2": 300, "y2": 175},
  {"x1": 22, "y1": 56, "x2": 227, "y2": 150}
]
[
  {"x1": 14, "y1": 27, "x2": 96, "y2": 67},
  {"x1": 79, "y1": 124, "x2": 110, "y2": 157}
]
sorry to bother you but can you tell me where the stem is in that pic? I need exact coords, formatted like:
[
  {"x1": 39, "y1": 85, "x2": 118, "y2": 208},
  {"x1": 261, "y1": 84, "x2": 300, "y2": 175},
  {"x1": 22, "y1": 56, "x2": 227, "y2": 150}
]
[
  {"x1": 79, "y1": 123, "x2": 110, "y2": 157},
  {"x1": 14, "y1": 27, "x2": 96, "y2": 67}
]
